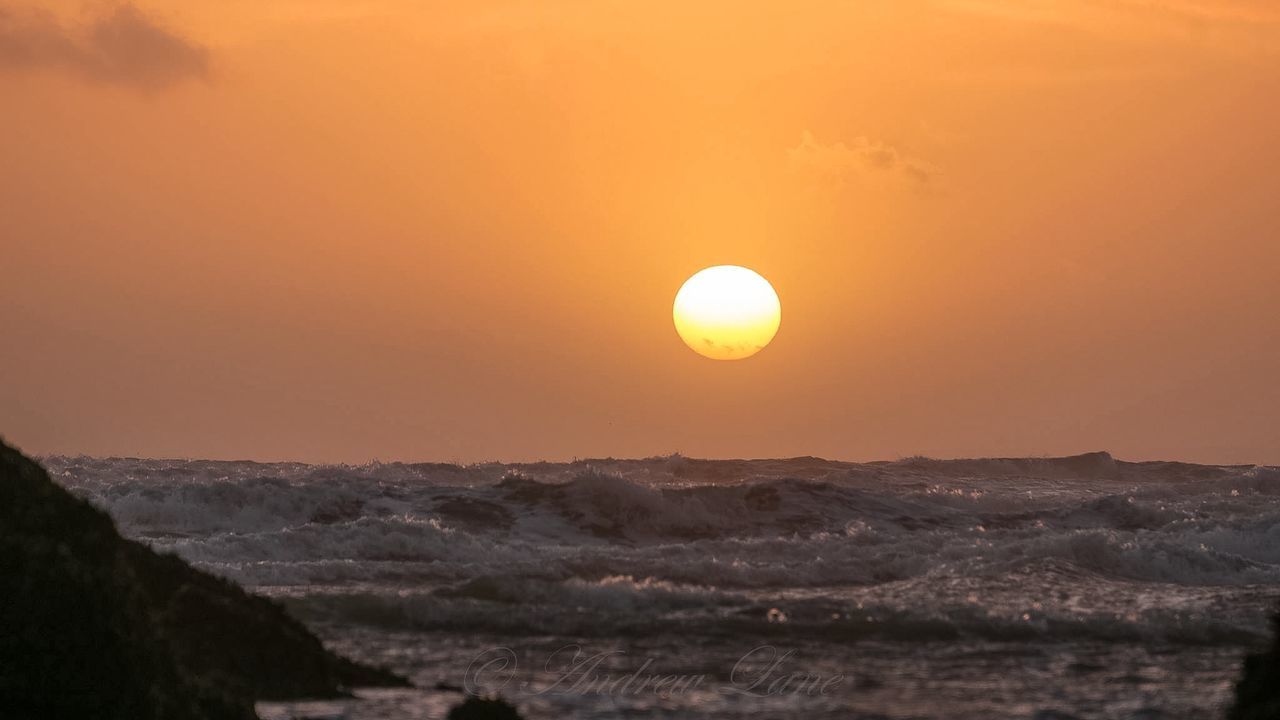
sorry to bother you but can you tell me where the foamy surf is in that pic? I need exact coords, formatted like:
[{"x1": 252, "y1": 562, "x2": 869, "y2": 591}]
[{"x1": 46, "y1": 452, "x2": 1280, "y2": 719}]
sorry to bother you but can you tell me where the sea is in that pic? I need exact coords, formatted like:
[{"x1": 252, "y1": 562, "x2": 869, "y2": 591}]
[{"x1": 44, "y1": 451, "x2": 1280, "y2": 720}]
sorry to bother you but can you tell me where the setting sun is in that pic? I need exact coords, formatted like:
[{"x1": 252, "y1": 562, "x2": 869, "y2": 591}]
[
  {"x1": 5, "y1": 2, "x2": 1280, "y2": 719},
  {"x1": 673, "y1": 265, "x2": 781, "y2": 360}
]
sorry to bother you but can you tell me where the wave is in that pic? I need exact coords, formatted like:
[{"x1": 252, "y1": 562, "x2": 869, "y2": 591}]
[
  {"x1": 275, "y1": 567, "x2": 1272, "y2": 646},
  {"x1": 42, "y1": 453, "x2": 1280, "y2": 644}
]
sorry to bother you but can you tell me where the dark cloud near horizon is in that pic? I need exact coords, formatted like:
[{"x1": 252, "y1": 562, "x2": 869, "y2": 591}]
[{"x1": 0, "y1": 3, "x2": 207, "y2": 90}]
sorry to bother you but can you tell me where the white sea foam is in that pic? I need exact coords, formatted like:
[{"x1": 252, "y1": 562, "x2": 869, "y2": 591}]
[{"x1": 43, "y1": 452, "x2": 1280, "y2": 646}]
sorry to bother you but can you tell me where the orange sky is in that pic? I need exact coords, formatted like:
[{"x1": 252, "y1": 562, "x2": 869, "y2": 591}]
[{"x1": 2, "y1": 0, "x2": 1278, "y2": 463}]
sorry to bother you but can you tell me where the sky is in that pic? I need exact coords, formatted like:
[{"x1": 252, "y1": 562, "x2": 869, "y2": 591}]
[{"x1": 2, "y1": 0, "x2": 1278, "y2": 464}]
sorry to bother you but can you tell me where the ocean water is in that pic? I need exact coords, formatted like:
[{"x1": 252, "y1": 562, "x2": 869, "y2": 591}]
[{"x1": 45, "y1": 452, "x2": 1280, "y2": 720}]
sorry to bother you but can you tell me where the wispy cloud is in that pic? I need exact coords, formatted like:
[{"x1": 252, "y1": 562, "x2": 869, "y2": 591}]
[
  {"x1": 0, "y1": 3, "x2": 208, "y2": 91},
  {"x1": 788, "y1": 131, "x2": 940, "y2": 186}
]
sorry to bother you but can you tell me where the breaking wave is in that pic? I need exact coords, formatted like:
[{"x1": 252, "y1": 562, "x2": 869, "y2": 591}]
[{"x1": 43, "y1": 452, "x2": 1280, "y2": 646}]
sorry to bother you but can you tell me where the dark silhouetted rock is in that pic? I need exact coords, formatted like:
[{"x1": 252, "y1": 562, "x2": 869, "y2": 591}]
[
  {"x1": 0, "y1": 438, "x2": 408, "y2": 720},
  {"x1": 448, "y1": 696, "x2": 525, "y2": 720},
  {"x1": 1230, "y1": 613, "x2": 1280, "y2": 720}
]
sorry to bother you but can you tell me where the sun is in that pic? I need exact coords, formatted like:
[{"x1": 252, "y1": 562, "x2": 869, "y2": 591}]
[{"x1": 673, "y1": 265, "x2": 781, "y2": 360}]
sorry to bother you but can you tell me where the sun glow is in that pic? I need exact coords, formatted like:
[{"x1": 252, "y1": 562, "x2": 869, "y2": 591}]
[{"x1": 673, "y1": 266, "x2": 781, "y2": 360}]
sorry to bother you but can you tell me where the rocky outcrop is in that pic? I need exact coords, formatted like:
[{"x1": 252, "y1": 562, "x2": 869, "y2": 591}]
[
  {"x1": 0, "y1": 438, "x2": 407, "y2": 720},
  {"x1": 1230, "y1": 613, "x2": 1280, "y2": 720},
  {"x1": 447, "y1": 696, "x2": 524, "y2": 720}
]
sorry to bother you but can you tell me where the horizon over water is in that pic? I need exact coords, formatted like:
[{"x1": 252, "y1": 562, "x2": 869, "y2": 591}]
[
  {"x1": 44, "y1": 450, "x2": 1280, "y2": 720},
  {"x1": 40, "y1": 448, "x2": 1279, "y2": 468}
]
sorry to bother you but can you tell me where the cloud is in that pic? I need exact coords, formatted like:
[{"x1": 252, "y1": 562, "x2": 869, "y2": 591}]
[
  {"x1": 788, "y1": 131, "x2": 940, "y2": 185},
  {"x1": 0, "y1": 3, "x2": 208, "y2": 90}
]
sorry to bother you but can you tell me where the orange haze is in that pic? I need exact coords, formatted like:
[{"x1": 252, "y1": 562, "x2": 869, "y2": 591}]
[{"x1": 2, "y1": 0, "x2": 1278, "y2": 463}]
